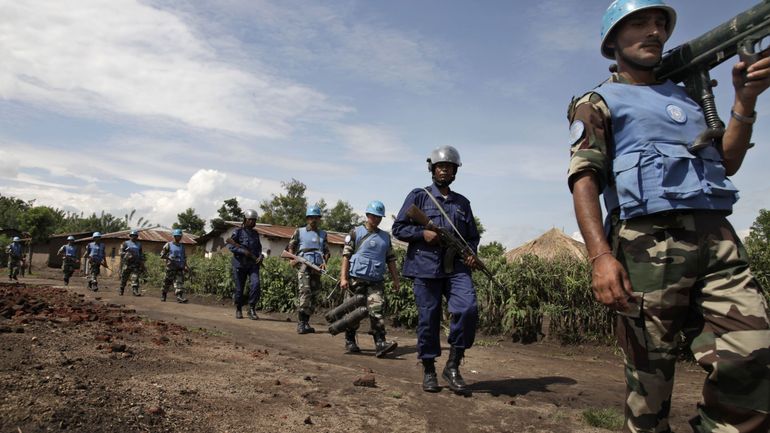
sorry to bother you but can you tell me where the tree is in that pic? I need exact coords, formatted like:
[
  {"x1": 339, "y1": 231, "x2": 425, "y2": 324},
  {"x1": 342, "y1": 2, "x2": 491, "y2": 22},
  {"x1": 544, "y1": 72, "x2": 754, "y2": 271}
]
[
  {"x1": 19, "y1": 206, "x2": 58, "y2": 242},
  {"x1": 323, "y1": 200, "x2": 364, "y2": 232},
  {"x1": 474, "y1": 216, "x2": 486, "y2": 237},
  {"x1": 479, "y1": 241, "x2": 505, "y2": 258},
  {"x1": 746, "y1": 208, "x2": 770, "y2": 293},
  {"x1": 124, "y1": 209, "x2": 152, "y2": 229},
  {"x1": 173, "y1": 208, "x2": 206, "y2": 236},
  {"x1": 210, "y1": 198, "x2": 245, "y2": 230},
  {"x1": 0, "y1": 194, "x2": 32, "y2": 229},
  {"x1": 258, "y1": 179, "x2": 308, "y2": 227}
]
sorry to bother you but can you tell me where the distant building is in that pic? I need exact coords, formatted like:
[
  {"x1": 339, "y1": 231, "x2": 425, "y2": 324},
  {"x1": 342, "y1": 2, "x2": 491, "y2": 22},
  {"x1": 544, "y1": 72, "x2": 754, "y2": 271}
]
[
  {"x1": 504, "y1": 228, "x2": 588, "y2": 263},
  {"x1": 35, "y1": 231, "x2": 92, "y2": 269},
  {"x1": 197, "y1": 222, "x2": 346, "y2": 258},
  {"x1": 74, "y1": 228, "x2": 197, "y2": 277}
]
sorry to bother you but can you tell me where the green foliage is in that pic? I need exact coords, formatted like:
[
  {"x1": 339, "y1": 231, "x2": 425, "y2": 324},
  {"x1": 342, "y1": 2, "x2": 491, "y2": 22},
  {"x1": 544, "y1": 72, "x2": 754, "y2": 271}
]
[
  {"x1": 173, "y1": 208, "x2": 206, "y2": 236},
  {"x1": 211, "y1": 198, "x2": 244, "y2": 230},
  {"x1": 474, "y1": 216, "x2": 485, "y2": 237},
  {"x1": 19, "y1": 206, "x2": 58, "y2": 242},
  {"x1": 0, "y1": 195, "x2": 32, "y2": 229},
  {"x1": 479, "y1": 241, "x2": 505, "y2": 258},
  {"x1": 53, "y1": 209, "x2": 129, "y2": 234},
  {"x1": 258, "y1": 179, "x2": 308, "y2": 227},
  {"x1": 746, "y1": 209, "x2": 770, "y2": 301},
  {"x1": 0, "y1": 234, "x2": 10, "y2": 267},
  {"x1": 582, "y1": 408, "x2": 624, "y2": 430},
  {"x1": 323, "y1": 200, "x2": 364, "y2": 233},
  {"x1": 123, "y1": 209, "x2": 152, "y2": 229}
]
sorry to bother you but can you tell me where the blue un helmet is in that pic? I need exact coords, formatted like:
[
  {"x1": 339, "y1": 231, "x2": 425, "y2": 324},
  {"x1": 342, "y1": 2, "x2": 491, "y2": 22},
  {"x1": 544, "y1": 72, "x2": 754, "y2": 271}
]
[
  {"x1": 600, "y1": 0, "x2": 676, "y2": 59},
  {"x1": 365, "y1": 200, "x2": 386, "y2": 217},
  {"x1": 172, "y1": 228, "x2": 183, "y2": 237},
  {"x1": 67, "y1": 235, "x2": 75, "y2": 241},
  {"x1": 12, "y1": 236, "x2": 20, "y2": 242},
  {"x1": 92, "y1": 232, "x2": 102, "y2": 238},
  {"x1": 129, "y1": 229, "x2": 139, "y2": 237},
  {"x1": 306, "y1": 205, "x2": 322, "y2": 217}
]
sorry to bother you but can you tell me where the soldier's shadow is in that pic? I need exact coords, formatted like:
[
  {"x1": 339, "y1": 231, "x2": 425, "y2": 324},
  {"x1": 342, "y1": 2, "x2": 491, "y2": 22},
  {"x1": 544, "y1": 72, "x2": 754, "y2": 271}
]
[{"x1": 467, "y1": 376, "x2": 577, "y2": 397}]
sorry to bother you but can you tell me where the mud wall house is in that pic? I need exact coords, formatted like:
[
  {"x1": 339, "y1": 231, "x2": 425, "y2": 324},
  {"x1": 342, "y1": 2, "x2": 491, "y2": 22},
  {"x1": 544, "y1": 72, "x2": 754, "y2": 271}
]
[
  {"x1": 33, "y1": 231, "x2": 93, "y2": 269},
  {"x1": 74, "y1": 229, "x2": 197, "y2": 278},
  {"x1": 197, "y1": 222, "x2": 346, "y2": 258}
]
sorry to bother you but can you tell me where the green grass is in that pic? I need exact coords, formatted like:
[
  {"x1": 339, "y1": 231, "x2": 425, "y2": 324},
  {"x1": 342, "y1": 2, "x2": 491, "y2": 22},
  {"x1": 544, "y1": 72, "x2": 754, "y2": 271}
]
[
  {"x1": 582, "y1": 408, "x2": 624, "y2": 430},
  {"x1": 474, "y1": 338, "x2": 501, "y2": 347}
]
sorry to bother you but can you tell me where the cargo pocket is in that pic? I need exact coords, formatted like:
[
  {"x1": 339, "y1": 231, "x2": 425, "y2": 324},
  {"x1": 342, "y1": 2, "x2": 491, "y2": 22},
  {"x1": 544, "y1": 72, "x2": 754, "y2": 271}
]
[
  {"x1": 653, "y1": 142, "x2": 702, "y2": 199},
  {"x1": 697, "y1": 146, "x2": 739, "y2": 198},
  {"x1": 612, "y1": 152, "x2": 643, "y2": 208},
  {"x1": 350, "y1": 257, "x2": 372, "y2": 277}
]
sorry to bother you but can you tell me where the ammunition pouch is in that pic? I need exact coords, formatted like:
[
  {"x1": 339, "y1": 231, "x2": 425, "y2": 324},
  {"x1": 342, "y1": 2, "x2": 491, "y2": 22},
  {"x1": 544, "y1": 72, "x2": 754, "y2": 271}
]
[{"x1": 327, "y1": 307, "x2": 369, "y2": 336}]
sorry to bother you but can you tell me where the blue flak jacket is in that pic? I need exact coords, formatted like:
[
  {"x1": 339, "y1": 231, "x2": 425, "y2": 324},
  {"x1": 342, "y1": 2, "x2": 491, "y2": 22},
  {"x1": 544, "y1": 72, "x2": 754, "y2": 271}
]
[
  {"x1": 228, "y1": 226, "x2": 262, "y2": 269},
  {"x1": 392, "y1": 184, "x2": 480, "y2": 279}
]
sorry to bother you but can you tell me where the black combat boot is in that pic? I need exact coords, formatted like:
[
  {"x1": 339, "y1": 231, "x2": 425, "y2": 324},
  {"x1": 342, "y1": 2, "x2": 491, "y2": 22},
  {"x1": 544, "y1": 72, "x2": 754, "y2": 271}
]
[
  {"x1": 119, "y1": 286, "x2": 125, "y2": 295},
  {"x1": 344, "y1": 330, "x2": 360, "y2": 353},
  {"x1": 247, "y1": 305, "x2": 258, "y2": 320},
  {"x1": 176, "y1": 292, "x2": 188, "y2": 303},
  {"x1": 296, "y1": 312, "x2": 315, "y2": 334},
  {"x1": 160, "y1": 291, "x2": 167, "y2": 302},
  {"x1": 132, "y1": 286, "x2": 141, "y2": 296},
  {"x1": 374, "y1": 333, "x2": 397, "y2": 358},
  {"x1": 422, "y1": 359, "x2": 440, "y2": 393},
  {"x1": 235, "y1": 307, "x2": 243, "y2": 319},
  {"x1": 442, "y1": 346, "x2": 469, "y2": 395}
]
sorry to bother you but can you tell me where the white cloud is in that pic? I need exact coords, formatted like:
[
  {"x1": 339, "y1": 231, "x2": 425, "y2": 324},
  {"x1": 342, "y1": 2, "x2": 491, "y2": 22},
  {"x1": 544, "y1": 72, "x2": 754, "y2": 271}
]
[
  {"x1": 0, "y1": 149, "x2": 19, "y2": 178},
  {"x1": 335, "y1": 124, "x2": 412, "y2": 162},
  {"x1": 0, "y1": 0, "x2": 344, "y2": 138}
]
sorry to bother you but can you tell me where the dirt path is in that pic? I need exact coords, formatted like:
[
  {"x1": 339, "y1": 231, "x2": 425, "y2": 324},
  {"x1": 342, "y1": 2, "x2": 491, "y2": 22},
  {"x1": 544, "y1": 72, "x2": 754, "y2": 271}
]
[{"x1": 1, "y1": 275, "x2": 706, "y2": 433}]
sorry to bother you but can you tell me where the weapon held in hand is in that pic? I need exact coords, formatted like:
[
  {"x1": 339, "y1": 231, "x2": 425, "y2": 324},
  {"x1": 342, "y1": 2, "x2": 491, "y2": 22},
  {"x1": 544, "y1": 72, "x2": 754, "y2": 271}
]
[
  {"x1": 405, "y1": 204, "x2": 507, "y2": 292},
  {"x1": 280, "y1": 250, "x2": 338, "y2": 283}
]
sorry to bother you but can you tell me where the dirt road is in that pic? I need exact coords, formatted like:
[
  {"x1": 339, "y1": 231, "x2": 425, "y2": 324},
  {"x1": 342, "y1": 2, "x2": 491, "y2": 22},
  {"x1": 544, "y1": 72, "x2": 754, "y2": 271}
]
[{"x1": 0, "y1": 275, "x2": 706, "y2": 432}]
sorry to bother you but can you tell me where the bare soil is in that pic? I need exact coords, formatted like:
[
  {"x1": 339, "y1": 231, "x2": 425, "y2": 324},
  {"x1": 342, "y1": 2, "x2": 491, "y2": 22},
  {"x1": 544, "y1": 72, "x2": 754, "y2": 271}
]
[{"x1": 1, "y1": 274, "x2": 706, "y2": 433}]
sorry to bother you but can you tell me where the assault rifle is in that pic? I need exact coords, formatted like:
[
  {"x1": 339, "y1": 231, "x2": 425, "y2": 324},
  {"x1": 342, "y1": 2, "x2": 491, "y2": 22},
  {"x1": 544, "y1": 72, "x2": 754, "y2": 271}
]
[
  {"x1": 280, "y1": 250, "x2": 339, "y2": 283},
  {"x1": 654, "y1": 1, "x2": 770, "y2": 152},
  {"x1": 405, "y1": 204, "x2": 507, "y2": 292}
]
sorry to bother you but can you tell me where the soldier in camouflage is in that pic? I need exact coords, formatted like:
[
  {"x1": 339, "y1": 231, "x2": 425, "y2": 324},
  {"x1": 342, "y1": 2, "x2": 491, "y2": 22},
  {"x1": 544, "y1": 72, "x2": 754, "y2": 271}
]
[
  {"x1": 6, "y1": 236, "x2": 24, "y2": 281},
  {"x1": 160, "y1": 229, "x2": 189, "y2": 303},
  {"x1": 57, "y1": 235, "x2": 79, "y2": 286},
  {"x1": 339, "y1": 200, "x2": 400, "y2": 357},
  {"x1": 119, "y1": 230, "x2": 145, "y2": 296},
  {"x1": 83, "y1": 232, "x2": 107, "y2": 291},
  {"x1": 568, "y1": 1, "x2": 770, "y2": 432}
]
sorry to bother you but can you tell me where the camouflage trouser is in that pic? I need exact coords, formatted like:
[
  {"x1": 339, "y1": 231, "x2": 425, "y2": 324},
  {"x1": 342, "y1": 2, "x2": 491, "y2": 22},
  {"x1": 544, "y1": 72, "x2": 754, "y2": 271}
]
[
  {"x1": 87, "y1": 260, "x2": 101, "y2": 287},
  {"x1": 297, "y1": 269, "x2": 321, "y2": 315},
  {"x1": 8, "y1": 258, "x2": 21, "y2": 280},
  {"x1": 120, "y1": 264, "x2": 142, "y2": 294},
  {"x1": 62, "y1": 259, "x2": 78, "y2": 284},
  {"x1": 611, "y1": 211, "x2": 770, "y2": 433},
  {"x1": 163, "y1": 268, "x2": 185, "y2": 296},
  {"x1": 347, "y1": 278, "x2": 387, "y2": 336}
]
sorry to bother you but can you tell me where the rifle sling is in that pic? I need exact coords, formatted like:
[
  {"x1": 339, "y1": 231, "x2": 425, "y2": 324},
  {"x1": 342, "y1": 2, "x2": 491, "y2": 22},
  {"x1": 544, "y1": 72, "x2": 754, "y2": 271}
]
[{"x1": 421, "y1": 187, "x2": 475, "y2": 253}]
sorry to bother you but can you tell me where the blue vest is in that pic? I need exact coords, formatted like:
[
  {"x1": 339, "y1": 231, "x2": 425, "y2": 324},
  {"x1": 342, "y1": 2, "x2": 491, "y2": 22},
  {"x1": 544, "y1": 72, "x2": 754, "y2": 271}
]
[
  {"x1": 63, "y1": 244, "x2": 78, "y2": 258},
  {"x1": 594, "y1": 80, "x2": 738, "y2": 220},
  {"x1": 349, "y1": 225, "x2": 391, "y2": 282},
  {"x1": 9, "y1": 242, "x2": 22, "y2": 258},
  {"x1": 88, "y1": 242, "x2": 105, "y2": 261},
  {"x1": 123, "y1": 240, "x2": 141, "y2": 259},
  {"x1": 167, "y1": 242, "x2": 186, "y2": 269},
  {"x1": 298, "y1": 228, "x2": 326, "y2": 266}
]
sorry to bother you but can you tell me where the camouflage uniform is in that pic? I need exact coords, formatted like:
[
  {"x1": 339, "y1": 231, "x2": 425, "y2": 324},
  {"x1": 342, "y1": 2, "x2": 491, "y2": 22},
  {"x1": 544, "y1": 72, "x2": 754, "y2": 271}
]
[
  {"x1": 6, "y1": 243, "x2": 23, "y2": 281},
  {"x1": 568, "y1": 74, "x2": 770, "y2": 433},
  {"x1": 341, "y1": 226, "x2": 398, "y2": 336},
  {"x1": 288, "y1": 226, "x2": 330, "y2": 316},
  {"x1": 57, "y1": 244, "x2": 79, "y2": 285},
  {"x1": 160, "y1": 241, "x2": 187, "y2": 301},
  {"x1": 119, "y1": 240, "x2": 144, "y2": 296}
]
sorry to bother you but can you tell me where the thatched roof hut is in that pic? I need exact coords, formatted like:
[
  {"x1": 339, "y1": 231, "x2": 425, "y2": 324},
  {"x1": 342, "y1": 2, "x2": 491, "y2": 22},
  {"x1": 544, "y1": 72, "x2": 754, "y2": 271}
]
[{"x1": 504, "y1": 228, "x2": 587, "y2": 262}]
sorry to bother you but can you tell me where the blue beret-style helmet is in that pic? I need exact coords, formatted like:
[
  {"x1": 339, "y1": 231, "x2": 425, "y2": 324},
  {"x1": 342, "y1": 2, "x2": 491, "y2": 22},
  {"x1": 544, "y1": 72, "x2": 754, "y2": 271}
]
[
  {"x1": 12, "y1": 236, "x2": 21, "y2": 242},
  {"x1": 92, "y1": 232, "x2": 102, "y2": 238},
  {"x1": 365, "y1": 200, "x2": 386, "y2": 217},
  {"x1": 306, "y1": 205, "x2": 322, "y2": 217},
  {"x1": 129, "y1": 229, "x2": 139, "y2": 237},
  {"x1": 67, "y1": 235, "x2": 75, "y2": 241},
  {"x1": 600, "y1": 0, "x2": 676, "y2": 59},
  {"x1": 172, "y1": 228, "x2": 183, "y2": 237}
]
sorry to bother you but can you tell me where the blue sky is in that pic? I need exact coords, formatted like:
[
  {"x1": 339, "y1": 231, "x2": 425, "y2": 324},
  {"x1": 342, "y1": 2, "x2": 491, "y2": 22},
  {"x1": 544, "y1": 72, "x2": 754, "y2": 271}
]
[{"x1": 1, "y1": 0, "x2": 768, "y2": 248}]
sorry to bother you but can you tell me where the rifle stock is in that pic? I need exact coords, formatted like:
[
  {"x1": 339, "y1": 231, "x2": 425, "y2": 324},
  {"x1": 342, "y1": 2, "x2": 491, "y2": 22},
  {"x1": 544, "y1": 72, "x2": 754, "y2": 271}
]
[{"x1": 280, "y1": 250, "x2": 338, "y2": 283}]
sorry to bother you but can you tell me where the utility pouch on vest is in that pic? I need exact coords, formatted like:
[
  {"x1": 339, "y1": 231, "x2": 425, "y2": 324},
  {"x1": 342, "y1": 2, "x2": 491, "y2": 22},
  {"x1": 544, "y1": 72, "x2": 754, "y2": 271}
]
[{"x1": 349, "y1": 256, "x2": 384, "y2": 281}]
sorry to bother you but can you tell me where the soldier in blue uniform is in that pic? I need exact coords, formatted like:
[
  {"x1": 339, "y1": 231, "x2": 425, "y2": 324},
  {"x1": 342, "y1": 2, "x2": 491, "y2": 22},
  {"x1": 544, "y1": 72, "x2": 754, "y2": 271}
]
[
  {"x1": 160, "y1": 229, "x2": 189, "y2": 303},
  {"x1": 83, "y1": 232, "x2": 107, "y2": 291},
  {"x1": 57, "y1": 235, "x2": 79, "y2": 286},
  {"x1": 119, "y1": 229, "x2": 145, "y2": 296},
  {"x1": 226, "y1": 209, "x2": 263, "y2": 320},
  {"x1": 568, "y1": 1, "x2": 770, "y2": 431},
  {"x1": 339, "y1": 200, "x2": 400, "y2": 357},
  {"x1": 392, "y1": 146, "x2": 480, "y2": 395},
  {"x1": 6, "y1": 236, "x2": 24, "y2": 281},
  {"x1": 287, "y1": 205, "x2": 330, "y2": 334}
]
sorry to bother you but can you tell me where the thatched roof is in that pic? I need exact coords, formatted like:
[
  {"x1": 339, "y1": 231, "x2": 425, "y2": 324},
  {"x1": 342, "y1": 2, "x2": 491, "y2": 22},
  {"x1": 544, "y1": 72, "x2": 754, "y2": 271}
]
[{"x1": 504, "y1": 228, "x2": 587, "y2": 262}]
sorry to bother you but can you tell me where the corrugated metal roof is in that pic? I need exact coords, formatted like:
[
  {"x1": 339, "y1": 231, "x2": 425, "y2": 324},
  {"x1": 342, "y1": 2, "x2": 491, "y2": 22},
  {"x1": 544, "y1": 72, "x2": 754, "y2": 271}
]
[
  {"x1": 49, "y1": 231, "x2": 93, "y2": 239},
  {"x1": 252, "y1": 223, "x2": 346, "y2": 245},
  {"x1": 75, "y1": 228, "x2": 197, "y2": 245}
]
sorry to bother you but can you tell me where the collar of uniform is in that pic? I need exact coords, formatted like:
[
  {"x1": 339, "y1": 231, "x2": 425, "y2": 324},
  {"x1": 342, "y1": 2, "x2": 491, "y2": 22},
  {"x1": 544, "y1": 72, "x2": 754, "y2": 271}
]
[
  {"x1": 427, "y1": 183, "x2": 453, "y2": 202},
  {"x1": 304, "y1": 225, "x2": 319, "y2": 232},
  {"x1": 363, "y1": 222, "x2": 379, "y2": 233},
  {"x1": 609, "y1": 72, "x2": 665, "y2": 86}
]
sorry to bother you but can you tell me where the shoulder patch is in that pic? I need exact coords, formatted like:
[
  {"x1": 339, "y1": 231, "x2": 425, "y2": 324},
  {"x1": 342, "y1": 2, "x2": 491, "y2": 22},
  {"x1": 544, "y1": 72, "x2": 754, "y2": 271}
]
[
  {"x1": 344, "y1": 234, "x2": 351, "y2": 244},
  {"x1": 568, "y1": 120, "x2": 585, "y2": 146}
]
